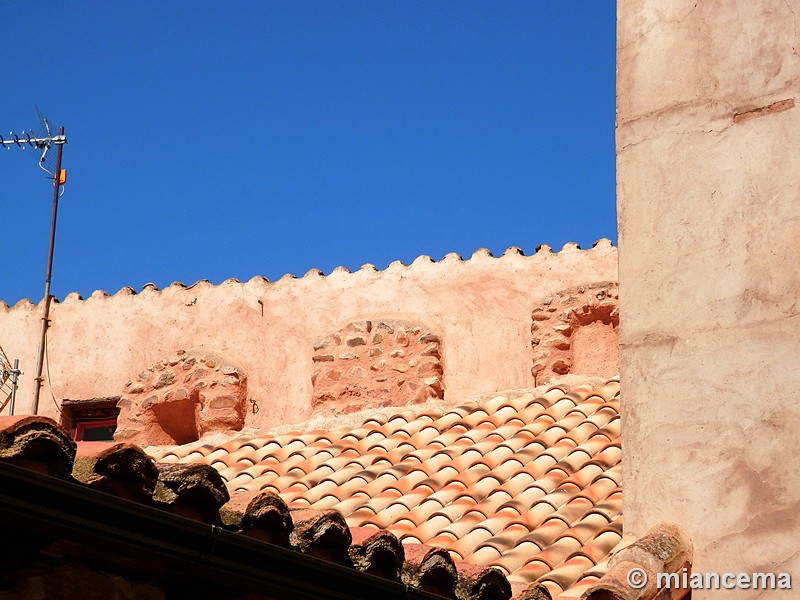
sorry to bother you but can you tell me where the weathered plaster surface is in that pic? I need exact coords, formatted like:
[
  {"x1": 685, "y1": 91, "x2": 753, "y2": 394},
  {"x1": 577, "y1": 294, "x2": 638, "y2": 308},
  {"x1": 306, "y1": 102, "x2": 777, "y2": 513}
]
[
  {"x1": 0, "y1": 243, "x2": 617, "y2": 431},
  {"x1": 618, "y1": 0, "x2": 800, "y2": 591}
]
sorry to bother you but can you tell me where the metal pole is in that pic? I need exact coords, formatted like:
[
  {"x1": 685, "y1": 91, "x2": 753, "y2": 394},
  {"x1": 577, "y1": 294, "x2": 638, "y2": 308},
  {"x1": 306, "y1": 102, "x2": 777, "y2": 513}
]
[
  {"x1": 32, "y1": 126, "x2": 65, "y2": 415},
  {"x1": 10, "y1": 359, "x2": 19, "y2": 415}
]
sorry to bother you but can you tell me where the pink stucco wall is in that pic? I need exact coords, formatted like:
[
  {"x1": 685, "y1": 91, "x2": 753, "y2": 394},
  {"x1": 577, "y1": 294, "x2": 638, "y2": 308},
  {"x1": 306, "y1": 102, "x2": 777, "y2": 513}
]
[
  {"x1": 618, "y1": 0, "x2": 800, "y2": 595},
  {"x1": 1, "y1": 242, "x2": 617, "y2": 431}
]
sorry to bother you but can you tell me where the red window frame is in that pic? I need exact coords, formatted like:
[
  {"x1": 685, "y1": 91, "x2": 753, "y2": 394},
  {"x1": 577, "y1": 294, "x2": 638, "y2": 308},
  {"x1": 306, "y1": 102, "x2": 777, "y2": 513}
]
[{"x1": 74, "y1": 419, "x2": 118, "y2": 442}]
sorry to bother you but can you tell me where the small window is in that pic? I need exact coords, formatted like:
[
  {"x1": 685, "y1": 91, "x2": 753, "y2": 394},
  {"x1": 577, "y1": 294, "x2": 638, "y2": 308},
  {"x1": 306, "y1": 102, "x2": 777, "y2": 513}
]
[
  {"x1": 61, "y1": 397, "x2": 120, "y2": 442},
  {"x1": 75, "y1": 419, "x2": 117, "y2": 442}
]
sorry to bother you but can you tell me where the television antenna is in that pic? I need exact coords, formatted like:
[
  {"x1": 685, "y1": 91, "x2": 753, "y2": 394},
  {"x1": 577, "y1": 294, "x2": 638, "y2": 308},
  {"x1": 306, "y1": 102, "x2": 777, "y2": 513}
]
[
  {"x1": 2, "y1": 109, "x2": 67, "y2": 415},
  {"x1": 0, "y1": 345, "x2": 22, "y2": 416},
  {"x1": 2, "y1": 108, "x2": 66, "y2": 177}
]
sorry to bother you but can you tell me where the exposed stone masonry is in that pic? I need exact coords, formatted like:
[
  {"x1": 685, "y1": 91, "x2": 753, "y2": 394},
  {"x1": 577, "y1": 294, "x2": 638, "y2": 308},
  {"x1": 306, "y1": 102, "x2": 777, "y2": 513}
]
[
  {"x1": 311, "y1": 320, "x2": 444, "y2": 414},
  {"x1": 531, "y1": 282, "x2": 619, "y2": 385},
  {"x1": 0, "y1": 241, "x2": 618, "y2": 430},
  {"x1": 116, "y1": 349, "x2": 247, "y2": 446}
]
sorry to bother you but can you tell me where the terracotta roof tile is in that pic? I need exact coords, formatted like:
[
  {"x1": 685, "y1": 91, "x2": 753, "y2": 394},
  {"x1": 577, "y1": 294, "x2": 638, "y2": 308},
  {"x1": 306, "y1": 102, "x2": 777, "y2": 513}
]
[
  {"x1": 455, "y1": 561, "x2": 513, "y2": 600},
  {"x1": 0, "y1": 378, "x2": 663, "y2": 599},
  {"x1": 540, "y1": 554, "x2": 596, "y2": 591},
  {"x1": 220, "y1": 489, "x2": 293, "y2": 546},
  {"x1": 515, "y1": 581, "x2": 553, "y2": 600},
  {"x1": 348, "y1": 527, "x2": 405, "y2": 580},
  {"x1": 72, "y1": 442, "x2": 158, "y2": 503},
  {"x1": 2, "y1": 381, "x2": 686, "y2": 600},
  {"x1": 402, "y1": 543, "x2": 459, "y2": 598},
  {"x1": 511, "y1": 559, "x2": 552, "y2": 584},
  {"x1": 141, "y1": 381, "x2": 630, "y2": 594},
  {"x1": 577, "y1": 525, "x2": 624, "y2": 565},
  {"x1": 154, "y1": 463, "x2": 230, "y2": 524},
  {"x1": 289, "y1": 508, "x2": 354, "y2": 565},
  {"x1": 0, "y1": 415, "x2": 76, "y2": 479}
]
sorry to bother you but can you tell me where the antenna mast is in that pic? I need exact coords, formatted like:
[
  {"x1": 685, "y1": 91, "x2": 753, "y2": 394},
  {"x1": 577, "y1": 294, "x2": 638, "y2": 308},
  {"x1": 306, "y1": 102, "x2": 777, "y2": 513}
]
[
  {"x1": 0, "y1": 346, "x2": 22, "y2": 415},
  {"x1": 3, "y1": 111, "x2": 67, "y2": 414}
]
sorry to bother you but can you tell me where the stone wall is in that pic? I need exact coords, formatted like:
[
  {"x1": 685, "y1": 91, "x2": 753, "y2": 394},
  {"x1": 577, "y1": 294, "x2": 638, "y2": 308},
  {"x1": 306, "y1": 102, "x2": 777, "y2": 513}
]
[
  {"x1": 116, "y1": 349, "x2": 247, "y2": 446},
  {"x1": 531, "y1": 282, "x2": 618, "y2": 385},
  {"x1": 0, "y1": 242, "x2": 618, "y2": 431},
  {"x1": 311, "y1": 320, "x2": 444, "y2": 415}
]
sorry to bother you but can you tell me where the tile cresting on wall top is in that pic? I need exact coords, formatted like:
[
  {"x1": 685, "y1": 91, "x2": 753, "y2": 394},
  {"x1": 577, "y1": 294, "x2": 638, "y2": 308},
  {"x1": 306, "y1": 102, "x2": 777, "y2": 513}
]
[{"x1": 0, "y1": 240, "x2": 616, "y2": 310}]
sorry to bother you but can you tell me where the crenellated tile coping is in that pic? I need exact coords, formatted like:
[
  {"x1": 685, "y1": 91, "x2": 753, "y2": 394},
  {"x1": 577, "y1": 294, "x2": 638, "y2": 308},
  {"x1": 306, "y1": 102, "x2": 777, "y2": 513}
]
[{"x1": 1, "y1": 239, "x2": 615, "y2": 310}]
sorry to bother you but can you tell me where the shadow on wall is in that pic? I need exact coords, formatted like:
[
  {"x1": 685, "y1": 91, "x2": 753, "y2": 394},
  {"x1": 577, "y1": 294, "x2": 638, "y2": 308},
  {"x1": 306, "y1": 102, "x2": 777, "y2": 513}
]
[
  {"x1": 311, "y1": 320, "x2": 444, "y2": 416},
  {"x1": 531, "y1": 282, "x2": 619, "y2": 385},
  {"x1": 115, "y1": 349, "x2": 247, "y2": 446}
]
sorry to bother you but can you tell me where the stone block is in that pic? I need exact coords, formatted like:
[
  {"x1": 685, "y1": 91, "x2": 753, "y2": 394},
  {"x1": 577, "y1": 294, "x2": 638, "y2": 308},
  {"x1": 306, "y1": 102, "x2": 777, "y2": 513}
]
[
  {"x1": 116, "y1": 350, "x2": 247, "y2": 446},
  {"x1": 311, "y1": 319, "x2": 445, "y2": 414}
]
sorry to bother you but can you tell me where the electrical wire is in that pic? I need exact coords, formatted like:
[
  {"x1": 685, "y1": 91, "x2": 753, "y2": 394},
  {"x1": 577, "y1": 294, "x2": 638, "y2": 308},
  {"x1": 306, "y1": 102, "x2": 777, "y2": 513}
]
[{"x1": 43, "y1": 327, "x2": 63, "y2": 416}]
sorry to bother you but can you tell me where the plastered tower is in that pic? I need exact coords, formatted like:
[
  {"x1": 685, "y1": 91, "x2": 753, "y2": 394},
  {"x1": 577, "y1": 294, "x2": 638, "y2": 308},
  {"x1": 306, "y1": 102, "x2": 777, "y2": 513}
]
[{"x1": 618, "y1": 1, "x2": 800, "y2": 594}]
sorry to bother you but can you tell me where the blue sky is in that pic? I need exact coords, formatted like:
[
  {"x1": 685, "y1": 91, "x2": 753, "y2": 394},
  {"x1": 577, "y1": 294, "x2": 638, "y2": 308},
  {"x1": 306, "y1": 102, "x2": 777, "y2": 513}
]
[{"x1": 1, "y1": 2, "x2": 615, "y2": 305}]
